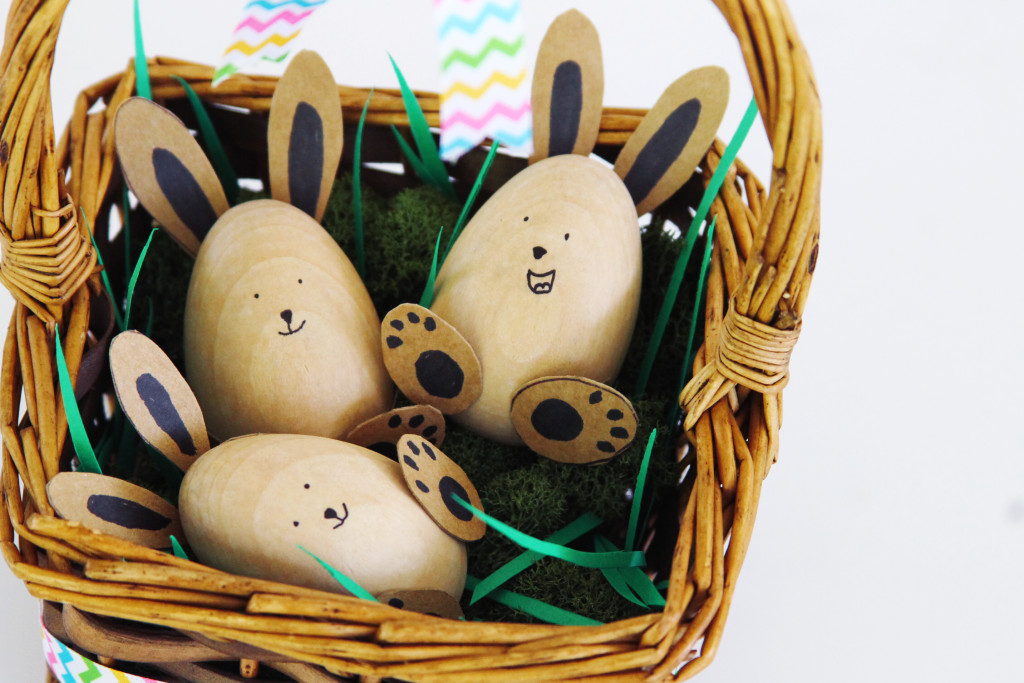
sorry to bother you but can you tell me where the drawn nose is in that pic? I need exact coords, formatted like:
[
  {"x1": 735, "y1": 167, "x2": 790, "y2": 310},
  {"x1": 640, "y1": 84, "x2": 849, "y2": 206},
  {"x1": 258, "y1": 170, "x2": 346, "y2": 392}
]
[
  {"x1": 324, "y1": 508, "x2": 338, "y2": 520},
  {"x1": 281, "y1": 309, "x2": 293, "y2": 324},
  {"x1": 533, "y1": 246, "x2": 547, "y2": 260}
]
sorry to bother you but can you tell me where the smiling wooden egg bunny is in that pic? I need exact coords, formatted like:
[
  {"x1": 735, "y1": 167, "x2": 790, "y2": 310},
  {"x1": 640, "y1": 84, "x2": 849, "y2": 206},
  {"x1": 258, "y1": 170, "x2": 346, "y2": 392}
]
[
  {"x1": 48, "y1": 330, "x2": 483, "y2": 601},
  {"x1": 115, "y1": 51, "x2": 391, "y2": 442},
  {"x1": 381, "y1": 10, "x2": 729, "y2": 464}
]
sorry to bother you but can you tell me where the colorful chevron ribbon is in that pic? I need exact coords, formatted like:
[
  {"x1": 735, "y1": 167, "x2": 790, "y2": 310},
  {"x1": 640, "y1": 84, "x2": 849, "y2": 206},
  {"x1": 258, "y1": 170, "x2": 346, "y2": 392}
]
[
  {"x1": 433, "y1": 0, "x2": 532, "y2": 160},
  {"x1": 42, "y1": 618, "x2": 166, "y2": 683},
  {"x1": 214, "y1": 0, "x2": 332, "y2": 86}
]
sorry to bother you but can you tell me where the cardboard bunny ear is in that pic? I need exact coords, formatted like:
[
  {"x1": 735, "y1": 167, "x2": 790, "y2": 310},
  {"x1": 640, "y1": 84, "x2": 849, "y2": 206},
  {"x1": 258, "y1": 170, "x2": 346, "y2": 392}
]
[
  {"x1": 613, "y1": 66, "x2": 729, "y2": 216},
  {"x1": 47, "y1": 472, "x2": 183, "y2": 548},
  {"x1": 530, "y1": 10, "x2": 604, "y2": 163},
  {"x1": 114, "y1": 97, "x2": 229, "y2": 257},
  {"x1": 268, "y1": 50, "x2": 343, "y2": 222},
  {"x1": 109, "y1": 331, "x2": 210, "y2": 472}
]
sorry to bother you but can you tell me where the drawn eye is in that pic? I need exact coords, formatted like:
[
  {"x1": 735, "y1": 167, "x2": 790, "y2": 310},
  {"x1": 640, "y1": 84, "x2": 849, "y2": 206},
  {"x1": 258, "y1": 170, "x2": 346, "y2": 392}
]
[
  {"x1": 564, "y1": 233, "x2": 570, "y2": 241},
  {"x1": 298, "y1": 279, "x2": 303, "y2": 284},
  {"x1": 254, "y1": 293, "x2": 260, "y2": 299},
  {"x1": 304, "y1": 483, "x2": 310, "y2": 489},
  {"x1": 523, "y1": 216, "x2": 529, "y2": 222},
  {"x1": 293, "y1": 521, "x2": 299, "y2": 527}
]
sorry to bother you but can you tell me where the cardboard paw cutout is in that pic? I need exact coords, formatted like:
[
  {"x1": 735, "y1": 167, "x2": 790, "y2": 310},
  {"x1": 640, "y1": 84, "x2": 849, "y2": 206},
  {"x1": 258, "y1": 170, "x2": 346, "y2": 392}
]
[
  {"x1": 115, "y1": 50, "x2": 391, "y2": 442},
  {"x1": 385, "y1": 10, "x2": 728, "y2": 462}
]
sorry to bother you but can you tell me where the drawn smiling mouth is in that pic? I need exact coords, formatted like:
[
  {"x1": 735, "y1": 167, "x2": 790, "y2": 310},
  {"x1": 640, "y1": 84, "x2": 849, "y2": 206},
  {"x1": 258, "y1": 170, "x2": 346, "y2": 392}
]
[
  {"x1": 278, "y1": 320, "x2": 306, "y2": 336},
  {"x1": 527, "y1": 269, "x2": 556, "y2": 295},
  {"x1": 324, "y1": 503, "x2": 349, "y2": 529}
]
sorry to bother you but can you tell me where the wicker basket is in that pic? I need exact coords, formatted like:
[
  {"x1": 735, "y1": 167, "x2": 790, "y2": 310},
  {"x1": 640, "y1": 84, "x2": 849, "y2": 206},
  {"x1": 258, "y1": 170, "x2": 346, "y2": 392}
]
[{"x1": 1, "y1": 0, "x2": 821, "y2": 680}]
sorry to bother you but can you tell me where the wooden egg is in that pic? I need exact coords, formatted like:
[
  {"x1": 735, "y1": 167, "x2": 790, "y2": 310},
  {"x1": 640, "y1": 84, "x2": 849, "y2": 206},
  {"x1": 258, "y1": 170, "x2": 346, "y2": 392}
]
[
  {"x1": 184, "y1": 200, "x2": 392, "y2": 441},
  {"x1": 179, "y1": 433, "x2": 467, "y2": 599},
  {"x1": 431, "y1": 155, "x2": 641, "y2": 444}
]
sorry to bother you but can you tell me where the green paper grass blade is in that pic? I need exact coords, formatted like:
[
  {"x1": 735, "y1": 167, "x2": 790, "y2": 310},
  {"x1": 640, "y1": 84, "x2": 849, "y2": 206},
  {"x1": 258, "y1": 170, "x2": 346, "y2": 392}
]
[
  {"x1": 593, "y1": 536, "x2": 645, "y2": 607},
  {"x1": 453, "y1": 495, "x2": 644, "y2": 569},
  {"x1": 593, "y1": 536, "x2": 666, "y2": 608},
  {"x1": 471, "y1": 513, "x2": 603, "y2": 605},
  {"x1": 391, "y1": 124, "x2": 433, "y2": 187},
  {"x1": 680, "y1": 218, "x2": 717, "y2": 389},
  {"x1": 123, "y1": 189, "x2": 132, "y2": 298},
  {"x1": 133, "y1": 0, "x2": 151, "y2": 99},
  {"x1": 419, "y1": 226, "x2": 445, "y2": 308},
  {"x1": 621, "y1": 566, "x2": 666, "y2": 607},
  {"x1": 298, "y1": 546, "x2": 378, "y2": 601},
  {"x1": 442, "y1": 140, "x2": 500, "y2": 266},
  {"x1": 54, "y1": 327, "x2": 101, "y2": 474},
  {"x1": 173, "y1": 76, "x2": 239, "y2": 204},
  {"x1": 353, "y1": 90, "x2": 374, "y2": 279},
  {"x1": 387, "y1": 54, "x2": 455, "y2": 198},
  {"x1": 626, "y1": 429, "x2": 657, "y2": 551},
  {"x1": 169, "y1": 535, "x2": 188, "y2": 560},
  {"x1": 465, "y1": 575, "x2": 601, "y2": 626},
  {"x1": 81, "y1": 209, "x2": 125, "y2": 331},
  {"x1": 124, "y1": 228, "x2": 157, "y2": 329},
  {"x1": 633, "y1": 97, "x2": 759, "y2": 399},
  {"x1": 668, "y1": 217, "x2": 717, "y2": 428}
]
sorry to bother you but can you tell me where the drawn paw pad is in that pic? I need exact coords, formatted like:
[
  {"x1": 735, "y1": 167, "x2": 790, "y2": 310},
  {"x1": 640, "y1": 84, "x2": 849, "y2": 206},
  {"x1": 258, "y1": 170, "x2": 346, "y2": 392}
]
[
  {"x1": 381, "y1": 303, "x2": 482, "y2": 414},
  {"x1": 397, "y1": 435, "x2": 485, "y2": 541},
  {"x1": 510, "y1": 376, "x2": 638, "y2": 464},
  {"x1": 376, "y1": 589, "x2": 465, "y2": 620},
  {"x1": 346, "y1": 405, "x2": 446, "y2": 459}
]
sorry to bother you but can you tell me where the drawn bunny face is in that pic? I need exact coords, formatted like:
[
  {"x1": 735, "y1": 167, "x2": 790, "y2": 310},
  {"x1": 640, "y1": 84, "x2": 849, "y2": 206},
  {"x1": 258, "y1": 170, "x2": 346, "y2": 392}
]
[
  {"x1": 180, "y1": 433, "x2": 467, "y2": 598},
  {"x1": 115, "y1": 51, "x2": 391, "y2": 442}
]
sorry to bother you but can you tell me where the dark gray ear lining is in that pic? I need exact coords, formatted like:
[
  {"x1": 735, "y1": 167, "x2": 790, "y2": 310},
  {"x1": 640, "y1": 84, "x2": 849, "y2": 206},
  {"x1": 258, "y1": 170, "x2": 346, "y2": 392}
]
[
  {"x1": 86, "y1": 494, "x2": 172, "y2": 531},
  {"x1": 548, "y1": 60, "x2": 583, "y2": 157},
  {"x1": 621, "y1": 98, "x2": 702, "y2": 206},
  {"x1": 152, "y1": 148, "x2": 219, "y2": 240},
  {"x1": 136, "y1": 373, "x2": 197, "y2": 457},
  {"x1": 289, "y1": 101, "x2": 325, "y2": 217}
]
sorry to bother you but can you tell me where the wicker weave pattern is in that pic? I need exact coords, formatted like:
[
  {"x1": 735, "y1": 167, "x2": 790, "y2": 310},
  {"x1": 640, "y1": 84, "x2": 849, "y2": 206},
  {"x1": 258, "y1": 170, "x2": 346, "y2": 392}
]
[{"x1": 0, "y1": 1, "x2": 821, "y2": 680}]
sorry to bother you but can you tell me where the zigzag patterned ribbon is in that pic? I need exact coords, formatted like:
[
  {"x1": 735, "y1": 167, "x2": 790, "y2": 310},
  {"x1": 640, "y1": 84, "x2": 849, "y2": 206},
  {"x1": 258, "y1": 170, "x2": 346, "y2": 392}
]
[
  {"x1": 433, "y1": 0, "x2": 532, "y2": 160},
  {"x1": 42, "y1": 618, "x2": 166, "y2": 683},
  {"x1": 214, "y1": 0, "x2": 332, "y2": 86}
]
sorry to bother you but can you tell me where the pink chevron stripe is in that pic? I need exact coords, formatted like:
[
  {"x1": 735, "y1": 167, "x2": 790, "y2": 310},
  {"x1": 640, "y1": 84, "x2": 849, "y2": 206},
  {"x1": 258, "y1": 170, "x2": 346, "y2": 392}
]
[
  {"x1": 440, "y1": 99, "x2": 530, "y2": 132},
  {"x1": 235, "y1": 9, "x2": 314, "y2": 33}
]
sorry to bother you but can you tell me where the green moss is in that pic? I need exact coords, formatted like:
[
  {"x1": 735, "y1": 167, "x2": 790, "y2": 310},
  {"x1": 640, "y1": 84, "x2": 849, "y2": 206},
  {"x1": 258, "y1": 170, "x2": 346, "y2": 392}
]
[{"x1": 130, "y1": 172, "x2": 702, "y2": 626}]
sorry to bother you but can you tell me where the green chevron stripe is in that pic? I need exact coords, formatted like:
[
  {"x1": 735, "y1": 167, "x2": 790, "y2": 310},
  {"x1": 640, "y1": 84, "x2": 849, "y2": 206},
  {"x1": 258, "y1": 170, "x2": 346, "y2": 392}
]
[{"x1": 441, "y1": 35, "x2": 524, "y2": 70}]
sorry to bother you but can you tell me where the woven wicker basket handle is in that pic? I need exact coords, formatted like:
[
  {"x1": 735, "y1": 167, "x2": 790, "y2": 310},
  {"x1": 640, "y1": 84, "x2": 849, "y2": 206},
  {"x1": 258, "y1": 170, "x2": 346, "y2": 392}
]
[
  {"x1": 0, "y1": 0, "x2": 96, "y2": 324},
  {"x1": 680, "y1": 0, "x2": 822, "y2": 431}
]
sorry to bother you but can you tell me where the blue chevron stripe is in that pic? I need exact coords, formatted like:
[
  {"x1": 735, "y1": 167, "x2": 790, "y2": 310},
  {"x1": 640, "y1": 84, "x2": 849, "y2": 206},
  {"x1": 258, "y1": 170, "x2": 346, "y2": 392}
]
[
  {"x1": 53, "y1": 638, "x2": 78, "y2": 683},
  {"x1": 441, "y1": 128, "x2": 532, "y2": 154},
  {"x1": 437, "y1": 0, "x2": 521, "y2": 40},
  {"x1": 244, "y1": 0, "x2": 327, "y2": 10}
]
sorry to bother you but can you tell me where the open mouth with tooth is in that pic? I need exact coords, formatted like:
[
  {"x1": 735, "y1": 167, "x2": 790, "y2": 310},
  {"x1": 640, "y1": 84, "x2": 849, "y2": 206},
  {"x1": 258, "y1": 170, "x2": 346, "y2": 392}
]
[
  {"x1": 278, "y1": 320, "x2": 307, "y2": 336},
  {"x1": 527, "y1": 269, "x2": 556, "y2": 295}
]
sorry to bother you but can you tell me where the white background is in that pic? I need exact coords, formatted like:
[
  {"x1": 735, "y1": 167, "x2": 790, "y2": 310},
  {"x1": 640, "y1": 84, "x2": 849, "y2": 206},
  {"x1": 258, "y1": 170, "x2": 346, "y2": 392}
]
[{"x1": 1, "y1": 1, "x2": 1022, "y2": 681}]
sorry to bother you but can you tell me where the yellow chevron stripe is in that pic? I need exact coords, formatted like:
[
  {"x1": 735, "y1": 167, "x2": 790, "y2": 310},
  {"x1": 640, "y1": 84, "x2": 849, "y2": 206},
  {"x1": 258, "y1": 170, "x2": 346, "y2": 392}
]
[
  {"x1": 441, "y1": 69, "x2": 527, "y2": 101},
  {"x1": 223, "y1": 31, "x2": 299, "y2": 56}
]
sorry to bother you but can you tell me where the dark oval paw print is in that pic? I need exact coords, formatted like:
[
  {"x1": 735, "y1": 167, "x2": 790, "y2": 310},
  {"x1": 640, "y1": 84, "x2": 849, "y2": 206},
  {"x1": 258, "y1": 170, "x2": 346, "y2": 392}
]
[
  {"x1": 510, "y1": 377, "x2": 638, "y2": 464},
  {"x1": 381, "y1": 304, "x2": 482, "y2": 415},
  {"x1": 397, "y1": 435, "x2": 486, "y2": 542},
  {"x1": 346, "y1": 405, "x2": 447, "y2": 459}
]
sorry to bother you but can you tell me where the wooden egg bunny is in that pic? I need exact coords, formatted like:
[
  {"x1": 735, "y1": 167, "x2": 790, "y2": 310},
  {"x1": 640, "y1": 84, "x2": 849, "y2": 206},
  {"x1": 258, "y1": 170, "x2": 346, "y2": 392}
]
[
  {"x1": 380, "y1": 10, "x2": 729, "y2": 464},
  {"x1": 47, "y1": 331, "x2": 484, "y2": 600},
  {"x1": 115, "y1": 51, "x2": 392, "y2": 442}
]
